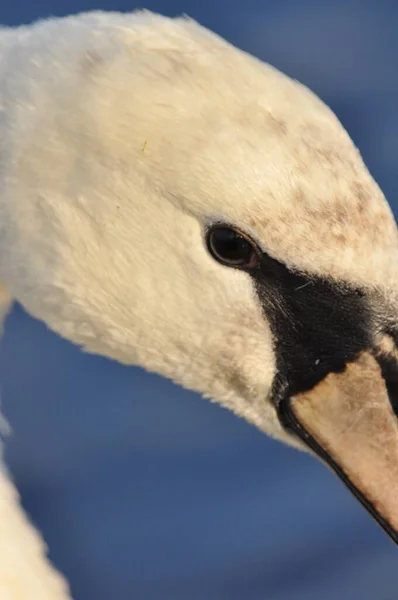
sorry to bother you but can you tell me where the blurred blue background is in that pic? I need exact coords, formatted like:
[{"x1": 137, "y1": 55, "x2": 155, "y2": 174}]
[{"x1": 1, "y1": 1, "x2": 398, "y2": 599}]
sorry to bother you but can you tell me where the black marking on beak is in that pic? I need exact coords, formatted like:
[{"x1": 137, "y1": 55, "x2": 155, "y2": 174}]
[
  {"x1": 250, "y1": 251, "x2": 398, "y2": 545},
  {"x1": 252, "y1": 252, "x2": 370, "y2": 399}
]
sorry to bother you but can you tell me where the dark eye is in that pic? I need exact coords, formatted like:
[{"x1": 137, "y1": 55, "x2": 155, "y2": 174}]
[{"x1": 206, "y1": 226, "x2": 259, "y2": 269}]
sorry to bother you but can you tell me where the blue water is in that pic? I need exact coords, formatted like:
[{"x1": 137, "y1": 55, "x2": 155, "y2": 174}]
[{"x1": 1, "y1": 1, "x2": 398, "y2": 599}]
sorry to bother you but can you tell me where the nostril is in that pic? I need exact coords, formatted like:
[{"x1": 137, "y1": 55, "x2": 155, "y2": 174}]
[
  {"x1": 375, "y1": 353, "x2": 398, "y2": 418},
  {"x1": 385, "y1": 380, "x2": 398, "y2": 418}
]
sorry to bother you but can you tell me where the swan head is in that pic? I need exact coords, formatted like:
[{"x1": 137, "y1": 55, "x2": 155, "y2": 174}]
[{"x1": 1, "y1": 11, "x2": 398, "y2": 542}]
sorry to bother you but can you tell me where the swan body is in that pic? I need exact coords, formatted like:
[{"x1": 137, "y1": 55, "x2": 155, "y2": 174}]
[{"x1": 0, "y1": 10, "x2": 397, "y2": 599}]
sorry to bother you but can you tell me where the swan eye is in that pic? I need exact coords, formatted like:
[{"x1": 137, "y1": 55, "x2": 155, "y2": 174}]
[{"x1": 206, "y1": 226, "x2": 259, "y2": 269}]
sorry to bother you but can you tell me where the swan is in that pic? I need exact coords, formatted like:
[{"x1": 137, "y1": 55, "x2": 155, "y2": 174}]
[{"x1": 0, "y1": 9, "x2": 397, "y2": 599}]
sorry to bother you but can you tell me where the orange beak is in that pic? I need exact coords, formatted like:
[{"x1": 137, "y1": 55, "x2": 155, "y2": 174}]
[{"x1": 279, "y1": 351, "x2": 398, "y2": 543}]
